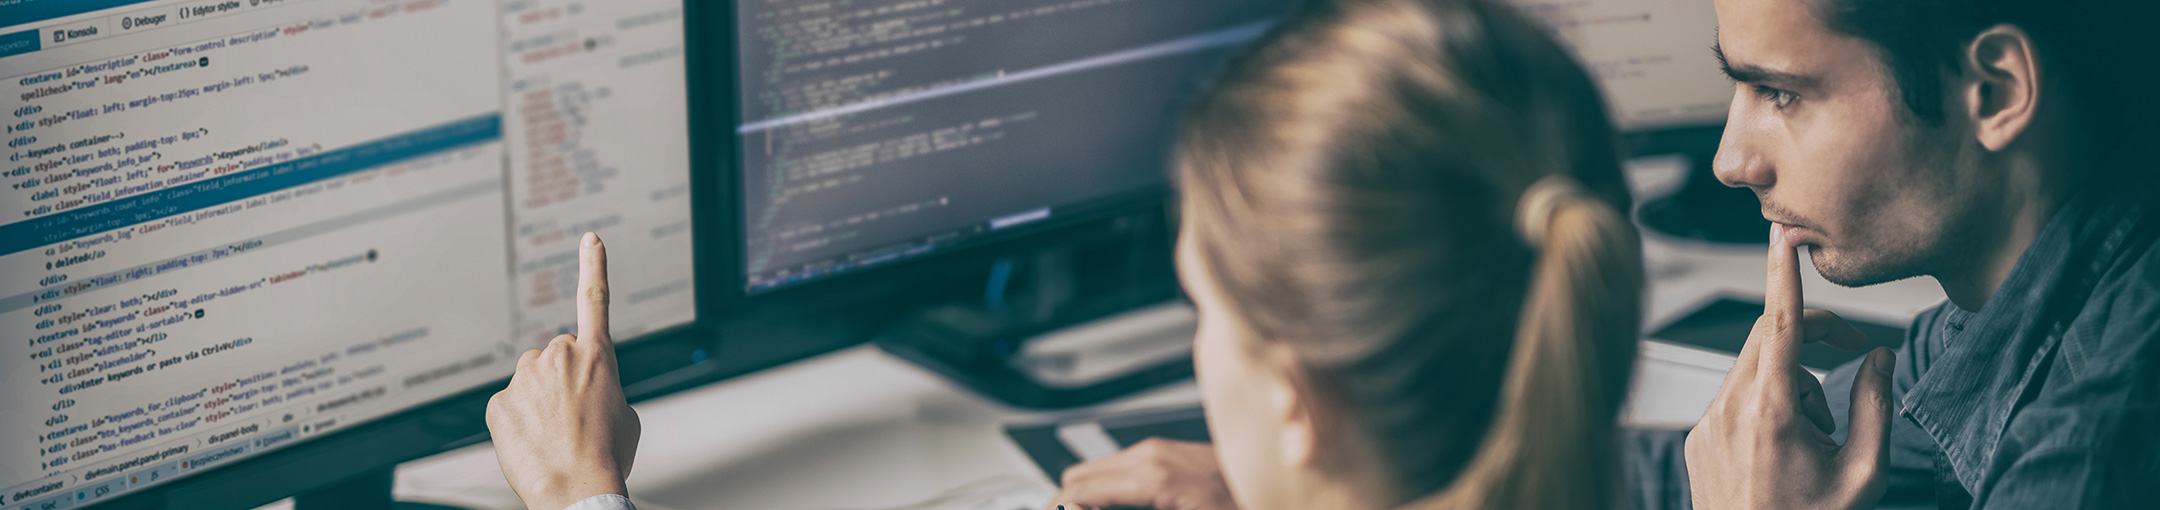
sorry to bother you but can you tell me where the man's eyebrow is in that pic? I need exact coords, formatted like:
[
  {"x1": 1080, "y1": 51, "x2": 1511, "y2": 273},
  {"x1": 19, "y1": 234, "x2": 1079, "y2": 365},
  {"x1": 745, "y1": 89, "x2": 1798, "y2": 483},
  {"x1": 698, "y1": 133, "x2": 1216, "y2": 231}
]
[{"x1": 1712, "y1": 42, "x2": 1817, "y2": 88}]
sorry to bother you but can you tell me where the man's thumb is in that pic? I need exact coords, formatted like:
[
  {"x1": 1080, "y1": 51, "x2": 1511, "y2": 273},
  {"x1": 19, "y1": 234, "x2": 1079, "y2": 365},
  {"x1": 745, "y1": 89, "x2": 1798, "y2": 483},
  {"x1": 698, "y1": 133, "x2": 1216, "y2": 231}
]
[{"x1": 1841, "y1": 348, "x2": 1896, "y2": 486}]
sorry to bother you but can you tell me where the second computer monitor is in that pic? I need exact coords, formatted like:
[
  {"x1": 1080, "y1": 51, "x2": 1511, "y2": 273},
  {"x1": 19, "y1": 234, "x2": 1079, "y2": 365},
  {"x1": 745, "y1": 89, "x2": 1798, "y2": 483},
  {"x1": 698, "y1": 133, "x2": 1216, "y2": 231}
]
[
  {"x1": 733, "y1": 0, "x2": 1304, "y2": 292},
  {"x1": 1510, "y1": 0, "x2": 1731, "y2": 129},
  {"x1": 730, "y1": 0, "x2": 1732, "y2": 294}
]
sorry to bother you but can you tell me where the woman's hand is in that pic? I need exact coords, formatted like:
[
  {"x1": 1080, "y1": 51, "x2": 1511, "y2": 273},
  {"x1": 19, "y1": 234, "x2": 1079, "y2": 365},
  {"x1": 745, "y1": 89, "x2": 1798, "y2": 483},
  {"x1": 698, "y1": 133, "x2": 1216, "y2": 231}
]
[
  {"x1": 486, "y1": 232, "x2": 642, "y2": 510},
  {"x1": 1047, "y1": 438, "x2": 1240, "y2": 510}
]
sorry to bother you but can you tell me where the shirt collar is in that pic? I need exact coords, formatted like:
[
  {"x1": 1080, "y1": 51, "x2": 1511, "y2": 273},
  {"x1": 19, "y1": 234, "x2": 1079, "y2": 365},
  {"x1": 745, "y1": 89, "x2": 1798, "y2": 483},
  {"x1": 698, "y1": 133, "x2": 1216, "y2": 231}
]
[{"x1": 1897, "y1": 186, "x2": 2148, "y2": 491}]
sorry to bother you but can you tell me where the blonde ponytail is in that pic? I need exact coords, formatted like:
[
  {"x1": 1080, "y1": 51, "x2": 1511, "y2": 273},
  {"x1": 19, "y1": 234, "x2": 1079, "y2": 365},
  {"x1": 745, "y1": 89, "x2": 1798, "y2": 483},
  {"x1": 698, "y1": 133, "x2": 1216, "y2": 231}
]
[
  {"x1": 1170, "y1": 0, "x2": 1643, "y2": 507},
  {"x1": 1414, "y1": 177, "x2": 1644, "y2": 510}
]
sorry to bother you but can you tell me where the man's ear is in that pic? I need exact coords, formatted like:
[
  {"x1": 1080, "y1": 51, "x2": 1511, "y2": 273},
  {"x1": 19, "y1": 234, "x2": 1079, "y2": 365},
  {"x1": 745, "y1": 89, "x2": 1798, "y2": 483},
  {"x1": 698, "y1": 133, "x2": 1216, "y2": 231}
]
[{"x1": 1963, "y1": 24, "x2": 2042, "y2": 152}]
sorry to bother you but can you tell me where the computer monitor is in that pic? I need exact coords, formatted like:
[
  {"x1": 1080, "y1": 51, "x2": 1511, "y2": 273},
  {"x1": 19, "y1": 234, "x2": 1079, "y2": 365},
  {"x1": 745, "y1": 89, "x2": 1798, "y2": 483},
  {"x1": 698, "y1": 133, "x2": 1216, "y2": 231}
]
[
  {"x1": 713, "y1": 0, "x2": 1734, "y2": 408},
  {"x1": 1511, "y1": 0, "x2": 1731, "y2": 131},
  {"x1": 0, "y1": 0, "x2": 706, "y2": 508},
  {"x1": 724, "y1": 0, "x2": 1731, "y2": 296},
  {"x1": 1506, "y1": 1, "x2": 1761, "y2": 244},
  {"x1": 729, "y1": 0, "x2": 1310, "y2": 294}
]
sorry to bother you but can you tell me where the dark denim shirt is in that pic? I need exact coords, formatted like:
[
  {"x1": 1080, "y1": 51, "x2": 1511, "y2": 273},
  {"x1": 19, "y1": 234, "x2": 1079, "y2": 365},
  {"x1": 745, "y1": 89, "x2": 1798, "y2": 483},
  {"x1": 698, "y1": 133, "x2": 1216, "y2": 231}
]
[
  {"x1": 1629, "y1": 185, "x2": 2160, "y2": 510},
  {"x1": 1829, "y1": 184, "x2": 2160, "y2": 509}
]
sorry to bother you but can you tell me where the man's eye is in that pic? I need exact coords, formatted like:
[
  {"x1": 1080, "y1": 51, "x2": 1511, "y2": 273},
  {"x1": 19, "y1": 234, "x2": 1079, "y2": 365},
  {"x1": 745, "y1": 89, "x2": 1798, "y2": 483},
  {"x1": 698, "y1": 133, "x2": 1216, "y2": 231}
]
[{"x1": 1755, "y1": 86, "x2": 1797, "y2": 109}]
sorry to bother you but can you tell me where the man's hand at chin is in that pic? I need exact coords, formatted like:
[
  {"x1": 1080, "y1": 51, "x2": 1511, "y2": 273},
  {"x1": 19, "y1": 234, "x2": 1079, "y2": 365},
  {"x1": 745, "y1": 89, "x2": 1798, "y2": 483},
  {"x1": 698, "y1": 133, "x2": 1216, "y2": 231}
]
[{"x1": 1683, "y1": 225, "x2": 1895, "y2": 509}]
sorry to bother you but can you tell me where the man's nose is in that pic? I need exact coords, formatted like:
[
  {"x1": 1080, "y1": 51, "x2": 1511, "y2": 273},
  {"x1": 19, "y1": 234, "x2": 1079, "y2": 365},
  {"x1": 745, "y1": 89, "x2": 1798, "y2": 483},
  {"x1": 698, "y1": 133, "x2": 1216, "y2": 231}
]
[{"x1": 1712, "y1": 119, "x2": 1772, "y2": 190}]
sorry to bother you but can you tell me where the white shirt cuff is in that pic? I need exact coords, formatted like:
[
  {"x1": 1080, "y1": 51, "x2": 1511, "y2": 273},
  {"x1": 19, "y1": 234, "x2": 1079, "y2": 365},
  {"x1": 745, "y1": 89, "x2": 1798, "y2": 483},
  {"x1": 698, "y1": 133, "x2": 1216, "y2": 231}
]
[{"x1": 561, "y1": 493, "x2": 635, "y2": 510}]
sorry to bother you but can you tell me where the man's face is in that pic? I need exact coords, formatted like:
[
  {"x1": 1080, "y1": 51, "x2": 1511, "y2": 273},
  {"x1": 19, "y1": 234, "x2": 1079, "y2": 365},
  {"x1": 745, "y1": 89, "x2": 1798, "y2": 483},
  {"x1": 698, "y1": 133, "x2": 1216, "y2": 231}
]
[{"x1": 1711, "y1": 0, "x2": 1975, "y2": 287}]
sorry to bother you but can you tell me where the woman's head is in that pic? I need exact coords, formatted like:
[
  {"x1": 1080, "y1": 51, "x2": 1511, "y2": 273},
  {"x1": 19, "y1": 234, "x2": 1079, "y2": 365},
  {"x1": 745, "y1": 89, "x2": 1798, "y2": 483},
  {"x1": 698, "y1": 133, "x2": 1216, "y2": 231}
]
[{"x1": 1174, "y1": 0, "x2": 1643, "y2": 509}]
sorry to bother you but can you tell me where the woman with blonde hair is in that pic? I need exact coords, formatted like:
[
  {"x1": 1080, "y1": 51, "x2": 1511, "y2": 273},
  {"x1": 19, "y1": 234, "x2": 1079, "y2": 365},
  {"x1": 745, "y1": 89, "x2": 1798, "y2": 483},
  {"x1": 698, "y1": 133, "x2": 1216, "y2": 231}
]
[
  {"x1": 1050, "y1": 0, "x2": 1643, "y2": 509},
  {"x1": 482, "y1": 1, "x2": 1643, "y2": 509}
]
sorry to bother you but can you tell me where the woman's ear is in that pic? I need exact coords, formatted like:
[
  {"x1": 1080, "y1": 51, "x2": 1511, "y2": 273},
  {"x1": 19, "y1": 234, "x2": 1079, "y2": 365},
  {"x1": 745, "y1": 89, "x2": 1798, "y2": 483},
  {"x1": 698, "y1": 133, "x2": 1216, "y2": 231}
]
[{"x1": 1264, "y1": 344, "x2": 1322, "y2": 470}]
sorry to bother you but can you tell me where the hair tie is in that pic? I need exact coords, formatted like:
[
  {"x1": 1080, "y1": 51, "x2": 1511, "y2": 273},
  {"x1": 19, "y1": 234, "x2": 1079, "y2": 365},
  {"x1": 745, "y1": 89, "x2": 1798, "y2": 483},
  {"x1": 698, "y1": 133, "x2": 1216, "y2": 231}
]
[{"x1": 1515, "y1": 175, "x2": 1588, "y2": 249}]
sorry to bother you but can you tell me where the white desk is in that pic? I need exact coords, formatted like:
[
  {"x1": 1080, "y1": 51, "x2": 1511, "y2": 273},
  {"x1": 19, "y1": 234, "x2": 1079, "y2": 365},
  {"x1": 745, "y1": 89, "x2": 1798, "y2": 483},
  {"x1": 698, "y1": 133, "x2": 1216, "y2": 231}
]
[{"x1": 381, "y1": 160, "x2": 1950, "y2": 510}]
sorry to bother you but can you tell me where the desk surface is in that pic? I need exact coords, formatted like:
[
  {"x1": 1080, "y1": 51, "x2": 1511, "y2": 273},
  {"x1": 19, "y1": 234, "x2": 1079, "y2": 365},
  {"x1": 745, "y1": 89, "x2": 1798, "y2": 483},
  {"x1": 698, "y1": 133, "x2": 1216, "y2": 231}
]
[{"x1": 382, "y1": 160, "x2": 1951, "y2": 510}]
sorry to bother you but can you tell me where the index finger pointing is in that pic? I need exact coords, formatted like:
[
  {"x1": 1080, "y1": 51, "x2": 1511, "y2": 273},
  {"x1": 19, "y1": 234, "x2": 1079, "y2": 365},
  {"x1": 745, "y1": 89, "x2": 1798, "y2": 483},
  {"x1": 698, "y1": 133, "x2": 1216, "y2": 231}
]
[
  {"x1": 577, "y1": 232, "x2": 612, "y2": 347},
  {"x1": 1761, "y1": 223, "x2": 1805, "y2": 371}
]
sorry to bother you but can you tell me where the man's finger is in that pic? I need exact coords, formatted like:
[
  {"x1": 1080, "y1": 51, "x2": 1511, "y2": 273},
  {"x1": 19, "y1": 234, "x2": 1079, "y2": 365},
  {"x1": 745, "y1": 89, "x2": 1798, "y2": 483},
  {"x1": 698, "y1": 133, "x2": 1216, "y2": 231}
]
[
  {"x1": 1760, "y1": 223, "x2": 1806, "y2": 372},
  {"x1": 516, "y1": 347, "x2": 543, "y2": 369},
  {"x1": 1726, "y1": 315, "x2": 1775, "y2": 382},
  {"x1": 577, "y1": 232, "x2": 612, "y2": 347},
  {"x1": 1803, "y1": 309, "x2": 1871, "y2": 352},
  {"x1": 546, "y1": 333, "x2": 577, "y2": 353},
  {"x1": 1839, "y1": 348, "x2": 1896, "y2": 490}
]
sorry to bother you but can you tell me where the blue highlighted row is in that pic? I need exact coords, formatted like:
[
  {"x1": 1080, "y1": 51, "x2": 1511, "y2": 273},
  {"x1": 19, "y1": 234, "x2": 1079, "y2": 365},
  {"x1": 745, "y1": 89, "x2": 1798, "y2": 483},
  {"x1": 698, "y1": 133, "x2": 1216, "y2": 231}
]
[{"x1": 0, "y1": 114, "x2": 502, "y2": 257}]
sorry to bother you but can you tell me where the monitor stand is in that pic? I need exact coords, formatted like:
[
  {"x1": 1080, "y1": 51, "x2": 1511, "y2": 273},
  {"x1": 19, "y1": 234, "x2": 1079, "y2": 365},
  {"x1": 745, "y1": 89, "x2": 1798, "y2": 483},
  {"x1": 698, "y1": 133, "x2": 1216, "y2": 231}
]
[
  {"x1": 877, "y1": 298, "x2": 1196, "y2": 409},
  {"x1": 292, "y1": 469, "x2": 472, "y2": 510},
  {"x1": 1626, "y1": 126, "x2": 1772, "y2": 245},
  {"x1": 874, "y1": 215, "x2": 1192, "y2": 409}
]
